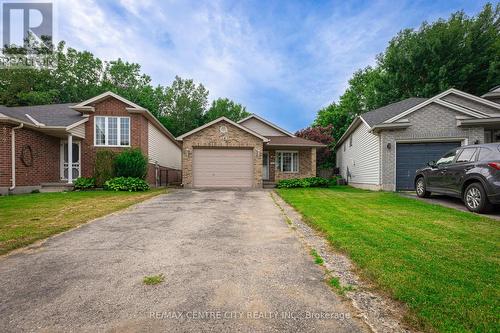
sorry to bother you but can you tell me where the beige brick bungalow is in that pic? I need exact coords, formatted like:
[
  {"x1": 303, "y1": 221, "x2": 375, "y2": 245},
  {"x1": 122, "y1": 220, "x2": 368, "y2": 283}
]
[{"x1": 176, "y1": 114, "x2": 325, "y2": 188}]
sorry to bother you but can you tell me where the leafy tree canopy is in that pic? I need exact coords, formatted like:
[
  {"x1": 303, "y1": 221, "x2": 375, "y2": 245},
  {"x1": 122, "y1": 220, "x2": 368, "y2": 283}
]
[
  {"x1": 204, "y1": 98, "x2": 251, "y2": 123},
  {"x1": 314, "y1": 3, "x2": 499, "y2": 143},
  {"x1": 0, "y1": 42, "x2": 247, "y2": 137},
  {"x1": 295, "y1": 125, "x2": 335, "y2": 168}
]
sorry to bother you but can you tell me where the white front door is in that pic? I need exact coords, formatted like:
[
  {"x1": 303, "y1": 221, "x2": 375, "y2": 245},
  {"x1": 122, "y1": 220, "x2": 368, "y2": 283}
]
[
  {"x1": 60, "y1": 141, "x2": 81, "y2": 180},
  {"x1": 262, "y1": 151, "x2": 269, "y2": 180}
]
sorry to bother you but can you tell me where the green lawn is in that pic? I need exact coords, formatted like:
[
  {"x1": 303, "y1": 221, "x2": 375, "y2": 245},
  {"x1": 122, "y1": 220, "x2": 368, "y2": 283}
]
[
  {"x1": 0, "y1": 189, "x2": 165, "y2": 255},
  {"x1": 276, "y1": 187, "x2": 499, "y2": 333}
]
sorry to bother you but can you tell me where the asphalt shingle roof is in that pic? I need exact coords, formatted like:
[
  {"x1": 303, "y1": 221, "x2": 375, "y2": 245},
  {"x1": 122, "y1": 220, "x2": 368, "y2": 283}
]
[
  {"x1": 0, "y1": 103, "x2": 82, "y2": 127},
  {"x1": 360, "y1": 97, "x2": 427, "y2": 126},
  {"x1": 265, "y1": 136, "x2": 326, "y2": 147}
]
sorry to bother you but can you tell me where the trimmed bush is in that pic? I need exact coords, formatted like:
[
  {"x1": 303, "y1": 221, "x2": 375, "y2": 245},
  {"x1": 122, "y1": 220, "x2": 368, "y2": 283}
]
[
  {"x1": 74, "y1": 177, "x2": 96, "y2": 190},
  {"x1": 114, "y1": 149, "x2": 148, "y2": 179},
  {"x1": 276, "y1": 177, "x2": 330, "y2": 189},
  {"x1": 104, "y1": 177, "x2": 150, "y2": 192},
  {"x1": 94, "y1": 150, "x2": 116, "y2": 187}
]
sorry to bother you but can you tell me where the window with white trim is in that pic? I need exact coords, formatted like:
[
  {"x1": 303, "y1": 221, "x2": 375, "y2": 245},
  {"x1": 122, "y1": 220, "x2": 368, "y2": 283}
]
[
  {"x1": 94, "y1": 116, "x2": 130, "y2": 147},
  {"x1": 276, "y1": 151, "x2": 299, "y2": 172}
]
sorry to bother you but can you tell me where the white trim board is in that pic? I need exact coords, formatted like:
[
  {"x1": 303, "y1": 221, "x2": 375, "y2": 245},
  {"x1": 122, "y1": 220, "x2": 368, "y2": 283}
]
[{"x1": 70, "y1": 91, "x2": 146, "y2": 111}]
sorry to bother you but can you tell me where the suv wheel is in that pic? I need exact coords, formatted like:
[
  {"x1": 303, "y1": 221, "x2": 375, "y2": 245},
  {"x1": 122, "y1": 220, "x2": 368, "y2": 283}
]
[
  {"x1": 464, "y1": 183, "x2": 491, "y2": 213},
  {"x1": 415, "y1": 177, "x2": 430, "y2": 198}
]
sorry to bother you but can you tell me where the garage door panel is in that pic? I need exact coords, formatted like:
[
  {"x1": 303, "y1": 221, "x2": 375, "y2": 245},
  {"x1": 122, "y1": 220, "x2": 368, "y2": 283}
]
[
  {"x1": 396, "y1": 142, "x2": 461, "y2": 191},
  {"x1": 193, "y1": 149, "x2": 253, "y2": 187}
]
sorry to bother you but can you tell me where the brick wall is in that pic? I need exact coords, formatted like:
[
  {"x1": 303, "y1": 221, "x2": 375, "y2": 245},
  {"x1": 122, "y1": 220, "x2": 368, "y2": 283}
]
[
  {"x1": 267, "y1": 148, "x2": 316, "y2": 181},
  {"x1": 181, "y1": 120, "x2": 264, "y2": 188},
  {"x1": 81, "y1": 98, "x2": 150, "y2": 179},
  {"x1": 380, "y1": 103, "x2": 484, "y2": 191},
  {"x1": 0, "y1": 124, "x2": 60, "y2": 188}
]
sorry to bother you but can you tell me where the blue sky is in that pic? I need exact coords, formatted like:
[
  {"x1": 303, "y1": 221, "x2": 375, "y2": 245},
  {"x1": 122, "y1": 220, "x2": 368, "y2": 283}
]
[{"x1": 57, "y1": 0, "x2": 490, "y2": 131}]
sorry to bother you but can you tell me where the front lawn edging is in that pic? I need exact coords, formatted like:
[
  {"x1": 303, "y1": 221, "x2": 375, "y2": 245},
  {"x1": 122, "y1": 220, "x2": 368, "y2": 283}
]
[{"x1": 270, "y1": 191, "x2": 412, "y2": 333}]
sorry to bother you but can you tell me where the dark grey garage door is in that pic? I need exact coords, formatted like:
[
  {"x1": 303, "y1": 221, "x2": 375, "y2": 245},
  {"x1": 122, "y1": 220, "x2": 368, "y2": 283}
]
[{"x1": 396, "y1": 142, "x2": 461, "y2": 190}]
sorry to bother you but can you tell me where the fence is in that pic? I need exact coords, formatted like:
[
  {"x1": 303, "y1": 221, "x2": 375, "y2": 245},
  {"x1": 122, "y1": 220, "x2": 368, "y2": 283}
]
[{"x1": 158, "y1": 168, "x2": 182, "y2": 186}]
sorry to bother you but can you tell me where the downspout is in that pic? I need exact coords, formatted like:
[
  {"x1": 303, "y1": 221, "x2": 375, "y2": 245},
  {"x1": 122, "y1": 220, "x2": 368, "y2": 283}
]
[{"x1": 9, "y1": 123, "x2": 23, "y2": 191}]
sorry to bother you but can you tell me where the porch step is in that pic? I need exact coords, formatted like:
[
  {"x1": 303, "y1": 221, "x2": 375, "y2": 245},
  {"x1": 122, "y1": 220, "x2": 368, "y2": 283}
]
[
  {"x1": 40, "y1": 182, "x2": 74, "y2": 193},
  {"x1": 263, "y1": 181, "x2": 276, "y2": 189}
]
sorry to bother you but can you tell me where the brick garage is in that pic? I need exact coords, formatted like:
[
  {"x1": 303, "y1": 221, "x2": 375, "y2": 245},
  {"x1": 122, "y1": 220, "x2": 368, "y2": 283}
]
[
  {"x1": 178, "y1": 116, "x2": 325, "y2": 188},
  {"x1": 180, "y1": 120, "x2": 264, "y2": 188}
]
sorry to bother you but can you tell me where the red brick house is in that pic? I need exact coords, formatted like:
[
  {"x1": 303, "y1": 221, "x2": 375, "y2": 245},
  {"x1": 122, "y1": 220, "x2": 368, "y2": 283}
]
[{"x1": 0, "y1": 92, "x2": 181, "y2": 194}]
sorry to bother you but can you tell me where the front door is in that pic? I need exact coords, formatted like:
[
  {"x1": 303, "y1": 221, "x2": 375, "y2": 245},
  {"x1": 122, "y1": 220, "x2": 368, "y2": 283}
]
[
  {"x1": 262, "y1": 151, "x2": 269, "y2": 180},
  {"x1": 60, "y1": 141, "x2": 81, "y2": 180}
]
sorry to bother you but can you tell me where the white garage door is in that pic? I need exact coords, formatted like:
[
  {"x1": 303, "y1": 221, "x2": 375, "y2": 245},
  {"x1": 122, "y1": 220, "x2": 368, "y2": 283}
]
[{"x1": 193, "y1": 148, "x2": 253, "y2": 187}]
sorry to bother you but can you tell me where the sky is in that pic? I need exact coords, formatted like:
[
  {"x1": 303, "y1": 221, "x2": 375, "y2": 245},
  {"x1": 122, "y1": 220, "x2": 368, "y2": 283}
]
[{"x1": 54, "y1": 0, "x2": 491, "y2": 131}]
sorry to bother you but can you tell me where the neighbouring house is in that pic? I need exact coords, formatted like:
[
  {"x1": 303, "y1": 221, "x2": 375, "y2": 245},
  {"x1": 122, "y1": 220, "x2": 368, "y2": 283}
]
[
  {"x1": 335, "y1": 87, "x2": 500, "y2": 191},
  {"x1": 176, "y1": 114, "x2": 325, "y2": 188},
  {"x1": 0, "y1": 91, "x2": 181, "y2": 194}
]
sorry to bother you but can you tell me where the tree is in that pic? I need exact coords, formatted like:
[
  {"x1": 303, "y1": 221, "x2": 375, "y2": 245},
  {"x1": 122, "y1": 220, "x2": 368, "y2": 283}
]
[
  {"x1": 204, "y1": 98, "x2": 250, "y2": 123},
  {"x1": 295, "y1": 125, "x2": 335, "y2": 168},
  {"x1": 157, "y1": 76, "x2": 209, "y2": 137},
  {"x1": 314, "y1": 3, "x2": 500, "y2": 144}
]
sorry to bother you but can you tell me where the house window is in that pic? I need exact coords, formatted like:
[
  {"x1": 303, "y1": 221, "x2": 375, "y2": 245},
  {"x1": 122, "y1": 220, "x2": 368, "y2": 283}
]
[
  {"x1": 349, "y1": 135, "x2": 352, "y2": 147},
  {"x1": 276, "y1": 151, "x2": 299, "y2": 172},
  {"x1": 94, "y1": 116, "x2": 130, "y2": 147}
]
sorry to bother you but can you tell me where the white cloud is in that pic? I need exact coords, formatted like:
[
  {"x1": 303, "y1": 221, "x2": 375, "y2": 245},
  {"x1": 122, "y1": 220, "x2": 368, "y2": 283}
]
[{"x1": 52, "y1": 0, "x2": 487, "y2": 129}]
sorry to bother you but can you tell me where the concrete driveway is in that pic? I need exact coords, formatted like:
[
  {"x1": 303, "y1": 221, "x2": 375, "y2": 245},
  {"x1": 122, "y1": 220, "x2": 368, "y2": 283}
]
[
  {"x1": 0, "y1": 190, "x2": 367, "y2": 333},
  {"x1": 402, "y1": 192, "x2": 500, "y2": 220}
]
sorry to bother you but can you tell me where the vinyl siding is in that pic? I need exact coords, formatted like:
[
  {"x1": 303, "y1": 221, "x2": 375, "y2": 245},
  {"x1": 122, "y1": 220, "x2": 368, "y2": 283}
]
[
  {"x1": 69, "y1": 123, "x2": 85, "y2": 138},
  {"x1": 147, "y1": 122, "x2": 181, "y2": 169},
  {"x1": 336, "y1": 121, "x2": 380, "y2": 185},
  {"x1": 239, "y1": 118, "x2": 286, "y2": 136}
]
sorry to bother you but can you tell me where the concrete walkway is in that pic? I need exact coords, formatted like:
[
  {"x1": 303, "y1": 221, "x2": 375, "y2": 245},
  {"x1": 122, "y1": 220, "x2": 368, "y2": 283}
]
[{"x1": 0, "y1": 190, "x2": 367, "y2": 332}]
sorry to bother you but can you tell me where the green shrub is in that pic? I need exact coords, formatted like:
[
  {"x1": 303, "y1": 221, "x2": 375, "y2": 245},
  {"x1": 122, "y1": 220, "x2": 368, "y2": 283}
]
[
  {"x1": 114, "y1": 149, "x2": 148, "y2": 179},
  {"x1": 74, "y1": 177, "x2": 96, "y2": 190},
  {"x1": 94, "y1": 150, "x2": 116, "y2": 187},
  {"x1": 104, "y1": 177, "x2": 150, "y2": 192},
  {"x1": 276, "y1": 177, "x2": 330, "y2": 189}
]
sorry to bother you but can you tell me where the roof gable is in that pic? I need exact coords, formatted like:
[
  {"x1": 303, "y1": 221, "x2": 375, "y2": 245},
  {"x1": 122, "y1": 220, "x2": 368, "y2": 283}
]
[
  {"x1": 176, "y1": 117, "x2": 270, "y2": 141},
  {"x1": 361, "y1": 98, "x2": 427, "y2": 127},
  {"x1": 70, "y1": 91, "x2": 146, "y2": 112},
  {"x1": 384, "y1": 89, "x2": 500, "y2": 124},
  {"x1": 238, "y1": 114, "x2": 294, "y2": 137}
]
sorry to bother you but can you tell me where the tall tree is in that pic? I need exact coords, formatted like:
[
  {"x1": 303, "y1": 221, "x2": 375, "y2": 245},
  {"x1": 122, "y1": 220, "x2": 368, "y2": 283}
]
[
  {"x1": 204, "y1": 98, "x2": 250, "y2": 123},
  {"x1": 158, "y1": 76, "x2": 209, "y2": 137},
  {"x1": 315, "y1": 3, "x2": 500, "y2": 143}
]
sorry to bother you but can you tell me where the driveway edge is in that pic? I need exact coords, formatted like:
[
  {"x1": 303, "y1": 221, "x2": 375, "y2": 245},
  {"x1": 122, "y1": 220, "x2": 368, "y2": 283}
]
[
  {"x1": 0, "y1": 192, "x2": 170, "y2": 259},
  {"x1": 270, "y1": 191, "x2": 415, "y2": 333}
]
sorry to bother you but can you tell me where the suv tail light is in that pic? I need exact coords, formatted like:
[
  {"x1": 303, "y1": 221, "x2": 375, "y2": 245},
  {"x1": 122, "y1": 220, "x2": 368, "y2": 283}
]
[{"x1": 487, "y1": 162, "x2": 500, "y2": 170}]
